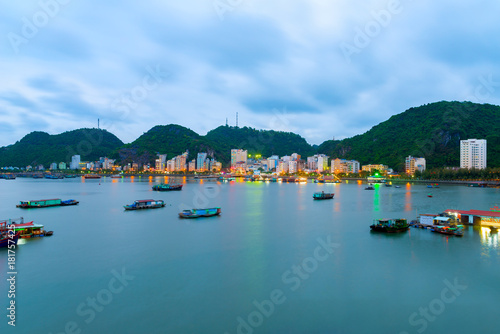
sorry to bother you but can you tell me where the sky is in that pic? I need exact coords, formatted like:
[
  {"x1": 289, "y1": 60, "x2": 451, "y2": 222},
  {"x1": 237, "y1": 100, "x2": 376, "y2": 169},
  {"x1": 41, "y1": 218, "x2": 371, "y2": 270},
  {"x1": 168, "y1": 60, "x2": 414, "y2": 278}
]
[{"x1": 1, "y1": 0, "x2": 500, "y2": 147}]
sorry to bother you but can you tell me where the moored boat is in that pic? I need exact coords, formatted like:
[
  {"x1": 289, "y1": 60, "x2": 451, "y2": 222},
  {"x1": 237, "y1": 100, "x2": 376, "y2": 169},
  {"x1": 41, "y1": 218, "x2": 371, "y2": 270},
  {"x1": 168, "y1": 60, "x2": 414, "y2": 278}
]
[
  {"x1": 313, "y1": 191, "x2": 334, "y2": 200},
  {"x1": 431, "y1": 225, "x2": 464, "y2": 237},
  {"x1": 84, "y1": 174, "x2": 101, "y2": 179},
  {"x1": 124, "y1": 199, "x2": 165, "y2": 210},
  {"x1": 16, "y1": 198, "x2": 79, "y2": 208},
  {"x1": 111, "y1": 174, "x2": 122, "y2": 178},
  {"x1": 365, "y1": 184, "x2": 375, "y2": 190},
  {"x1": 179, "y1": 207, "x2": 221, "y2": 218},
  {"x1": 13, "y1": 221, "x2": 53, "y2": 238},
  {"x1": 152, "y1": 184, "x2": 183, "y2": 191},
  {"x1": 370, "y1": 218, "x2": 409, "y2": 233}
]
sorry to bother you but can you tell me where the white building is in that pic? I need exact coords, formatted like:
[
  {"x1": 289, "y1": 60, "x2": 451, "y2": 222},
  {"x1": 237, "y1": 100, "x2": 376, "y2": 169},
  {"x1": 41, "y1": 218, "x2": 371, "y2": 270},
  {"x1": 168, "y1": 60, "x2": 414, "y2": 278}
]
[
  {"x1": 405, "y1": 156, "x2": 426, "y2": 175},
  {"x1": 49, "y1": 162, "x2": 58, "y2": 170},
  {"x1": 460, "y1": 139, "x2": 487, "y2": 169},
  {"x1": 70, "y1": 155, "x2": 81, "y2": 170},
  {"x1": 288, "y1": 160, "x2": 298, "y2": 174}
]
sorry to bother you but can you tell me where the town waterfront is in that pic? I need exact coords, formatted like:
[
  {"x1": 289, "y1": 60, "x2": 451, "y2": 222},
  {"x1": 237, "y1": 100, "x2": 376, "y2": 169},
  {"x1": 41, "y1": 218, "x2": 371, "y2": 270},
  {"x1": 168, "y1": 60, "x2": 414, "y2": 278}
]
[{"x1": 1, "y1": 178, "x2": 500, "y2": 333}]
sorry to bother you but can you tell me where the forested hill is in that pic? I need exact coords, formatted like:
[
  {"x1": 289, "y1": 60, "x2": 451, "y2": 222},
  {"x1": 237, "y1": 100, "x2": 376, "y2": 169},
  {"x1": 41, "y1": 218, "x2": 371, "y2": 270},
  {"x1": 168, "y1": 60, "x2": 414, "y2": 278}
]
[
  {"x1": 0, "y1": 129, "x2": 123, "y2": 167},
  {"x1": 317, "y1": 101, "x2": 500, "y2": 170},
  {"x1": 114, "y1": 125, "x2": 316, "y2": 165}
]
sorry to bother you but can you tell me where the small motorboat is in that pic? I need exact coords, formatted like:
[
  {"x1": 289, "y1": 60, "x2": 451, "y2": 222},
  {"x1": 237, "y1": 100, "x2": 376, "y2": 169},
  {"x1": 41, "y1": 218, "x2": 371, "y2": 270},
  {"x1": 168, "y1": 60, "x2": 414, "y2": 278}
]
[
  {"x1": 152, "y1": 184, "x2": 183, "y2": 191},
  {"x1": 313, "y1": 191, "x2": 334, "y2": 200},
  {"x1": 427, "y1": 193, "x2": 433, "y2": 198},
  {"x1": 179, "y1": 207, "x2": 221, "y2": 218},
  {"x1": 365, "y1": 185, "x2": 375, "y2": 190},
  {"x1": 124, "y1": 199, "x2": 165, "y2": 210}
]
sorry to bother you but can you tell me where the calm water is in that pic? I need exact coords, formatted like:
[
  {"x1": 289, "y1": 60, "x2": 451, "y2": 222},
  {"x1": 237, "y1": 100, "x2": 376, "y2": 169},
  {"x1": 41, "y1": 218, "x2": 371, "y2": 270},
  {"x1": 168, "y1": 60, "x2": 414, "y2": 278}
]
[{"x1": 1, "y1": 177, "x2": 500, "y2": 334}]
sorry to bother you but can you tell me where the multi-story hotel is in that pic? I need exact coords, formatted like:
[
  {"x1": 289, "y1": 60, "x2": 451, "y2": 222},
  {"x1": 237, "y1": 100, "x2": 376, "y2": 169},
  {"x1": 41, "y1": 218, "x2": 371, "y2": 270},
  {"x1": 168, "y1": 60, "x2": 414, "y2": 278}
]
[
  {"x1": 460, "y1": 139, "x2": 487, "y2": 169},
  {"x1": 231, "y1": 149, "x2": 248, "y2": 168}
]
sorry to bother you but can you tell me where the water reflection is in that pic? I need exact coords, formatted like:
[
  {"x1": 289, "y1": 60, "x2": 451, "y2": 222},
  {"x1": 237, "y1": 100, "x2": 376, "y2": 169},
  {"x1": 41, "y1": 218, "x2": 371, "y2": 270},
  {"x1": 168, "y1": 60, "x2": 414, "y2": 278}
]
[{"x1": 480, "y1": 226, "x2": 499, "y2": 248}]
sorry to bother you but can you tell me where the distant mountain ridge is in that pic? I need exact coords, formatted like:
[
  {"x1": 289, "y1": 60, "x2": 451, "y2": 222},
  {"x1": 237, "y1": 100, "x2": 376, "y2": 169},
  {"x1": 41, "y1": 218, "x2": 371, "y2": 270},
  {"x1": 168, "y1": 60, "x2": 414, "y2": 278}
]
[{"x1": 1, "y1": 101, "x2": 499, "y2": 169}]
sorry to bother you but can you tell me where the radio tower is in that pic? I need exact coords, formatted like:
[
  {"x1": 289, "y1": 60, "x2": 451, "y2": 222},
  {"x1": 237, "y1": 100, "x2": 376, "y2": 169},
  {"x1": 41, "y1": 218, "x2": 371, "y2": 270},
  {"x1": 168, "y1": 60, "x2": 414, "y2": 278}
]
[
  {"x1": 98, "y1": 118, "x2": 100, "y2": 129},
  {"x1": 236, "y1": 112, "x2": 238, "y2": 127}
]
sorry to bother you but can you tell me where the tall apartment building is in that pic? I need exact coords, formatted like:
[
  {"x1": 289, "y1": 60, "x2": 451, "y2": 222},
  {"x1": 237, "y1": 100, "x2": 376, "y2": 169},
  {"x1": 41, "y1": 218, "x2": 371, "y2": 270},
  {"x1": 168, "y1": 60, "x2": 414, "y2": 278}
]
[
  {"x1": 460, "y1": 139, "x2": 487, "y2": 169},
  {"x1": 70, "y1": 155, "x2": 81, "y2": 170},
  {"x1": 231, "y1": 149, "x2": 248, "y2": 168},
  {"x1": 155, "y1": 154, "x2": 167, "y2": 171},
  {"x1": 405, "y1": 156, "x2": 426, "y2": 175},
  {"x1": 197, "y1": 153, "x2": 208, "y2": 171}
]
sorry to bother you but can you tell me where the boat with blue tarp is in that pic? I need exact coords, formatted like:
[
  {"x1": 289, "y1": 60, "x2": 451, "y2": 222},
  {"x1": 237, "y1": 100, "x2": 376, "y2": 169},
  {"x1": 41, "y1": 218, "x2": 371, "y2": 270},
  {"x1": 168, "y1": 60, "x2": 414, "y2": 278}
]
[
  {"x1": 179, "y1": 207, "x2": 221, "y2": 218},
  {"x1": 124, "y1": 199, "x2": 165, "y2": 210}
]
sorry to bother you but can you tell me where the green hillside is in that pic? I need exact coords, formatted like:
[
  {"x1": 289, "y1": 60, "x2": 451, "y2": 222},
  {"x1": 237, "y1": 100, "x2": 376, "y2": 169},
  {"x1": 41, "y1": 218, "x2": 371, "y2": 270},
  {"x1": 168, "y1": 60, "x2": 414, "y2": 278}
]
[
  {"x1": 115, "y1": 124, "x2": 316, "y2": 165},
  {"x1": 0, "y1": 128, "x2": 124, "y2": 167},
  {"x1": 205, "y1": 126, "x2": 316, "y2": 159},
  {"x1": 318, "y1": 101, "x2": 500, "y2": 170},
  {"x1": 114, "y1": 125, "x2": 226, "y2": 165}
]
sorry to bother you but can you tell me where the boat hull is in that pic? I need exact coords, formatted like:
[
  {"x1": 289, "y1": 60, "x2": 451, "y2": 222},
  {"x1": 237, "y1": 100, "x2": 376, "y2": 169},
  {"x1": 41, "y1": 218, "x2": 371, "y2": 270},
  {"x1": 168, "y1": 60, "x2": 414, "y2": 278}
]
[
  {"x1": 370, "y1": 226, "x2": 409, "y2": 233},
  {"x1": 0, "y1": 232, "x2": 20, "y2": 248}
]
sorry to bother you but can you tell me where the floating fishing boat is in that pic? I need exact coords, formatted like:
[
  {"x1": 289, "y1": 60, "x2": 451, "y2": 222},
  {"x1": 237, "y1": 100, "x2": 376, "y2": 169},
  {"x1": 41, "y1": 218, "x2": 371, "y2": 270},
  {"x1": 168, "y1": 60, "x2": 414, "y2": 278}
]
[
  {"x1": 431, "y1": 225, "x2": 464, "y2": 237},
  {"x1": 152, "y1": 184, "x2": 183, "y2": 191},
  {"x1": 370, "y1": 218, "x2": 409, "y2": 233},
  {"x1": 45, "y1": 174, "x2": 64, "y2": 179},
  {"x1": 395, "y1": 185, "x2": 401, "y2": 188},
  {"x1": 83, "y1": 174, "x2": 101, "y2": 179},
  {"x1": 0, "y1": 174, "x2": 16, "y2": 180},
  {"x1": 365, "y1": 184, "x2": 375, "y2": 190},
  {"x1": 179, "y1": 207, "x2": 221, "y2": 218},
  {"x1": 12, "y1": 221, "x2": 53, "y2": 238},
  {"x1": 313, "y1": 191, "x2": 334, "y2": 200},
  {"x1": 124, "y1": 199, "x2": 165, "y2": 210},
  {"x1": 427, "y1": 193, "x2": 433, "y2": 198},
  {"x1": 427, "y1": 183, "x2": 440, "y2": 188},
  {"x1": 111, "y1": 174, "x2": 123, "y2": 179},
  {"x1": 385, "y1": 183, "x2": 392, "y2": 187},
  {"x1": 16, "y1": 198, "x2": 79, "y2": 208}
]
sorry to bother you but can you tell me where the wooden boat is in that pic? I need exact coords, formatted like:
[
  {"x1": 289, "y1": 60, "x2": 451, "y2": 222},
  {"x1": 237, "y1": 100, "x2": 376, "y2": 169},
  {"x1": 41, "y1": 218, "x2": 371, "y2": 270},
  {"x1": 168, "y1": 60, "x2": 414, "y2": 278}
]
[
  {"x1": 427, "y1": 193, "x2": 433, "y2": 198},
  {"x1": 0, "y1": 174, "x2": 16, "y2": 180},
  {"x1": 10, "y1": 221, "x2": 52, "y2": 239},
  {"x1": 431, "y1": 225, "x2": 464, "y2": 237},
  {"x1": 365, "y1": 185, "x2": 375, "y2": 190},
  {"x1": 395, "y1": 185, "x2": 401, "y2": 188},
  {"x1": 313, "y1": 191, "x2": 334, "y2": 200},
  {"x1": 427, "y1": 183, "x2": 440, "y2": 188},
  {"x1": 152, "y1": 184, "x2": 183, "y2": 191},
  {"x1": 16, "y1": 198, "x2": 79, "y2": 208},
  {"x1": 179, "y1": 207, "x2": 221, "y2": 218},
  {"x1": 370, "y1": 218, "x2": 409, "y2": 233},
  {"x1": 385, "y1": 183, "x2": 392, "y2": 187},
  {"x1": 0, "y1": 221, "x2": 20, "y2": 248},
  {"x1": 111, "y1": 174, "x2": 122, "y2": 178},
  {"x1": 124, "y1": 199, "x2": 165, "y2": 210},
  {"x1": 84, "y1": 174, "x2": 101, "y2": 179},
  {"x1": 45, "y1": 174, "x2": 64, "y2": 179}
]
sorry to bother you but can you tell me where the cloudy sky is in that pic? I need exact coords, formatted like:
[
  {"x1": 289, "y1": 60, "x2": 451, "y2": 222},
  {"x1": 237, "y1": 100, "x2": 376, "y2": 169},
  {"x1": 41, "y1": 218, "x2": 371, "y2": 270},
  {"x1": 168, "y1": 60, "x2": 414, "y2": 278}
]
[{"x1": 1, "y1": 0, "x2": 499, "y2": 147}]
